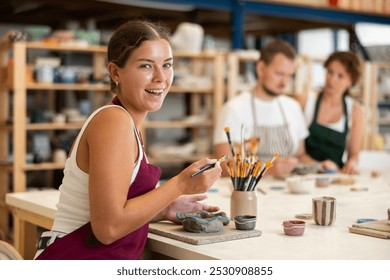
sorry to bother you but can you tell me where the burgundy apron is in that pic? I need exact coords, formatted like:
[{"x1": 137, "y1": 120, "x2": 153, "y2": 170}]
[{"x1": 37, "y1": 99, "x2": 161, "y2": 260}]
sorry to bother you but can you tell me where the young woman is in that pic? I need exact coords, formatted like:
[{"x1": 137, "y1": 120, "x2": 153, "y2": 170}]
[
  {"x1": 297, "y1": 51, "x2": 364, "y2": 174},
  {"x1": 35, "y1": 20, "x2": 221, "y2": 260}
]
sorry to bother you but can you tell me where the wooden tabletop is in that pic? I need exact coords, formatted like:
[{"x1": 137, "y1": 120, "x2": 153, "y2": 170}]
[{"x1": 5, "y1": 172, "x2": 390, "y2": 260}]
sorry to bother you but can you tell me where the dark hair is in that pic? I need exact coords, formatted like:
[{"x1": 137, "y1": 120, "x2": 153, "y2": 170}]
[
  {"x1": 259, "y1": 39, "x2": 296, "y2": 64},
  {"x1": 324, "y1": 51, "x2": 361, "y2": 86},
  {"x1": 107, "y1": 19, "x2": 171, "y2": 90}
]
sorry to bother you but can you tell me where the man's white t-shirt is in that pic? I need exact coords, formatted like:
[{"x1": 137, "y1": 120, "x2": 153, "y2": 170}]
[{"x1": 214, "y1": 91, "x2": 309, "y2": 156}]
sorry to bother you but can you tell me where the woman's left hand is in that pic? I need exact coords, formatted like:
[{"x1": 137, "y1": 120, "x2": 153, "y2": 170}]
[
  {"x1": 164, "y1": 194, "x2": 220, "y2": 224},
  {"x1": 342, "y1": 160, "x2": 358, "y2": 175}
]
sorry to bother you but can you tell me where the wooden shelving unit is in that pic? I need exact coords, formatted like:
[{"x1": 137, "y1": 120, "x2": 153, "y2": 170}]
[
  {"x1": 362, "y1": 62, "x2": 390, "y2": 150},
  {"x1": 226, "y1": 50, "x2": 260, "y2": 100},
  {"x1": 0, "y1": 41, "x2": 110, "y2": 238}
]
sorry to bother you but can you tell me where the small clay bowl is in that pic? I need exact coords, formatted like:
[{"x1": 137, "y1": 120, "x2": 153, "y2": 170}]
[
  {"x1": 286, "y1": 176, "x2": 315, "y2": 194},
  {"x1": 282, "y1": 220, "x2": 306, "y2": 236},
  {"x1": 234, "y1": 215, "x2": 256, "y2": 230},
  {"x1": 315, "y1": 177, "x2": 331, "y2": 187}
]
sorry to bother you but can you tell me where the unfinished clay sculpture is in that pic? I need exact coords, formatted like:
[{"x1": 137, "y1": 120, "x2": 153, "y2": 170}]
[{"x1": 176, "y1": 210, "x2": 230, "y2": 233}]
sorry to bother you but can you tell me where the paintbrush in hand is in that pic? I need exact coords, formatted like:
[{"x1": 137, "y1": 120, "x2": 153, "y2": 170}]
[{"x1": 191, "y1": 155, "x2": 229, "y2": 177}]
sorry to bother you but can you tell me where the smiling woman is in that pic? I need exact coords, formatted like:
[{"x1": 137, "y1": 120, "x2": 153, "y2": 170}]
[
  {"x1": 109, "y1": 38, "x2": 174, "y2": 113},
  {"x1": 34, "y1": 19, "x2": 222, "y2": 260}
]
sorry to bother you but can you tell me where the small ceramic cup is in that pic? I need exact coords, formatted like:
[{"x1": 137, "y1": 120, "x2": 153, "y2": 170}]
[
  {"x1": 52, "y1": 113, "x2": 66, "y2": 124},
  {"x1": 234, "y1": 215, "x2": 256, "y2": 230},
  {"x1": 282, "y1": 220, "x2": 306, "y2": 236},
  {"x1": 312, "y1": 196, "x2": 336, "y2": 226}
]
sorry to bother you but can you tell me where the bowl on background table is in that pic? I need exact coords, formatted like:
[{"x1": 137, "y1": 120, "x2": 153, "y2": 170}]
[
  {"x1": 285, "y1": 176, "x2": 315, "y2": 194},
  {"x1": 315, "y1": 177, "x2": 332, "y2": 187}
]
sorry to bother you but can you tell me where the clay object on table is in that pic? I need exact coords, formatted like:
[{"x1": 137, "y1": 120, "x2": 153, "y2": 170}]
[
  {"x1": 282, "y1": 220, "x2": 306, "y2": 236},
  {"x1": 234, "y1": 215, "x2": 256, "y2": 230},
  {"x1": 333, "y1": 176, "x2": 355, "y2": 185},
  {"x1": 292, "y1": 162, "x2": 322, "y2": 175},
  {"x1": 315, "y1": 177, "x2": 331, "y2": 187},
  {"x1": 295, "y1": 213, "x2": 313, "y2": 220},
  {"x1": 176, "y1": 210, "x2": 230, "y2": 233},
  {"x1": 371, "y1": 170, "x2": 381, "y2": 178}
]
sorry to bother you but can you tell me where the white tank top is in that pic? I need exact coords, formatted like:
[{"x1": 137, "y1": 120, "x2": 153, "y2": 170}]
[{"x1": 52, "y1": 105, "x2": 142, "y2": 234}]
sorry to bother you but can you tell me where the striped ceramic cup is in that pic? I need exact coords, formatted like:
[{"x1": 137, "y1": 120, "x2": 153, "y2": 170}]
[{"x1": 312, "y1": 196, "x2": 336, "y2": 226}]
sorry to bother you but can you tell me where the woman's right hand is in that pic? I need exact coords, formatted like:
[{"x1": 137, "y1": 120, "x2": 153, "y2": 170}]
[
  {"x1": 320, "y1": 159, "x2": 339, "y2": 172},
  {"x1": 175, "y1": 158, "x2": 222, "y2": 195}
]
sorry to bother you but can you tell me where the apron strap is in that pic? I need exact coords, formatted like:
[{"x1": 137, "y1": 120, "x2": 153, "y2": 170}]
[
  {"x1": 251, "y1": 93, "x2": 258, "y2": 135},
  {"x1": 311, "y1": 92, "x2": 323, "y2": 125},
  {"x1": 251, "y1": 94, "x2": 289, "y2": 136},
  {"x1": 342, "y1": 94, "x2": 349, "y2": 134},
  {"x1": 312, "y1": 92, "x2": 349, "y2": 134},
  {"x1": 251, "y1": 93, "x2": 293, "y2": 159}
]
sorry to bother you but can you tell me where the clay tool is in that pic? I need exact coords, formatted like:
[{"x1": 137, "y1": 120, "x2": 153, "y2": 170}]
[
  {"x1": 357, "y1": 218, "x2": 377, "y2": 223},
  {"x1": 191, "y1": 155, "x2": 229, "y2": 177}
]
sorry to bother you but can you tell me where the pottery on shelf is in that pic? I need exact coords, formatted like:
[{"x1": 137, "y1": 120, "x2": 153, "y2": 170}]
[
  {"x1": 234, "y1": 215, "x2": 256, "y2": 230},
  {"x1": 282, "y1": 220, "x2": 306, "y2": 236},
  {"x1": 176, "y1": 210, "x2": 230, "y2": 233}
]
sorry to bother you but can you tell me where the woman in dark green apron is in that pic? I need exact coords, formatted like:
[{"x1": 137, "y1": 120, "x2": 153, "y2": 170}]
[
  {"x1": 299, "y1": 51, "x2": 364, "y2": 174},
  {"x1": 305, "y1": 91, "x2": 348, "y2": 169}
]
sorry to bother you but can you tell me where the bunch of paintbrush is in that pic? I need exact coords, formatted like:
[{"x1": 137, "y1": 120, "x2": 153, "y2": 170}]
[
  {"x1": 226, "y1": 153, "x2": 277, "y2": 193},
  {"x1": 224, "y1": 126, "x2": 278, "y2": 194}
]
